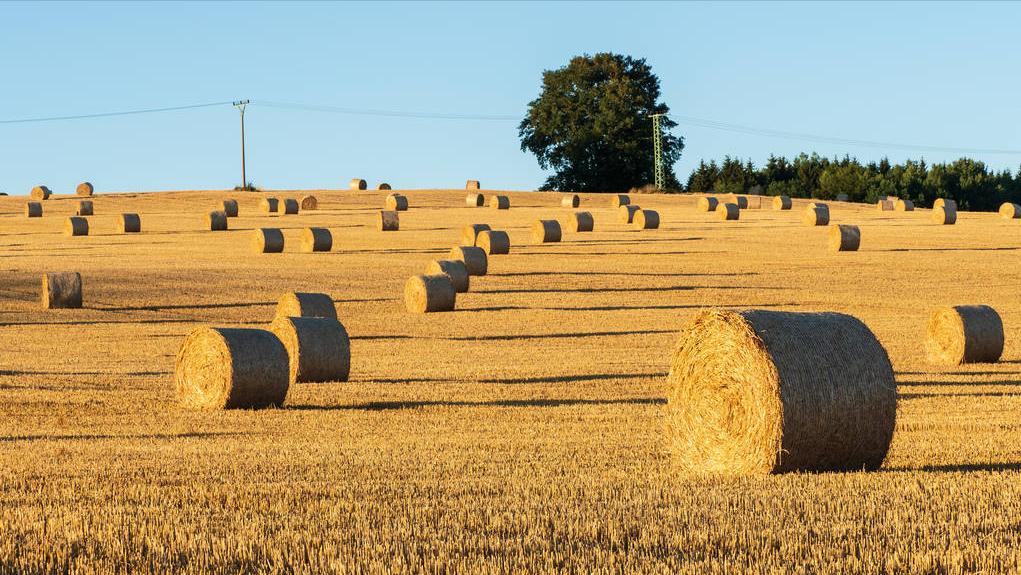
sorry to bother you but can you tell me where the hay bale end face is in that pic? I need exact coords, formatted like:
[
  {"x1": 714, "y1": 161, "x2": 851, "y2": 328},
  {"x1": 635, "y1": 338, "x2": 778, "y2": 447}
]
[
  {"x1": 633, "y1": 209, "x2": 660, "y2": 230},
  {"x1": 567, "y1": 211, "x2": 594, "y2": 232},
  {"x1": 405, "y1": 274, "x2": 456, "y2": 313},
  {"x1": 772, "y1": 196, "x2": 792, "y2": 210},
  {"x1": 223, "y1": 199, "x2": 239, "y2": 217},
  {"x1": 377, "y1": 183, "x2": 392, "y2": 191},
  {"x1": 490, "y1": 195, "x2": 510, "y2": 210},
  {"x1": 283, "y1": 198, "x2": 299, "y2": 215},
  {"x1": 385, "y1": 194, "x2": 409, "y2": 211},
  {"x1": 803, "y1": 205, "x2": 829, "y2": 226},
  {"x1": 301, "y1": 227, "x2": 332, "y2": 252},
  {"x1": 65, "y1": 216, "x2": 89, "y2": 236},
  {"x1": 350, "y1": 178, "x2": 367, "y2": 191},
  {"x1": 260, "y1": 197, "x2": 279, "y2": 213},
  {"x1": 728, "y1": 195, "x2": 749, "y2": 209},
  {"x1": 477, "y1": 230, "x2": 510, "y2": 255},
  {"x1": 895, "y1": 199, "x2": 915, "y2": 212},
  {"x1": 877, "y1": 200, "x2": 894, "y2": 211},
  {"x1": 999, "y1": 202, "x2": 1021, "y2": 219},
  {"x1": 561, "y1": 194, "x2": 580, "y2": 208},
  {"x1": 612, "y1": 194, "x2": 630, "y2": 208},
  {"x1": 42, "y1": 272, "x2": 82, "y2": 309},
  {"x1": 253, "y1": 228, "x2": 284, "y2": 253},
  {"x1": 697, "y1": 196, "x2": 719, "y2": 212},
  {"x1": 378, "y1": 210, "x2": 399, "y2": 231},
  {"x1": 718, "y1": 203, "x2": 740, "y2": 221},
  {"x1": 75, "y1": 182, "x2": 94, "y2": 196},
  {"x1": 449, "y1": 246, "x2": 487, "y2": 276},
  {"x1": 26, "y1": 202, "x2": 42, "y2": 218},
  {"x1": 270, "y1": 316, "x2": 351, "y2": 384},
  {"x1": 175, "y1": 327, "x2": 289, "y2": 410},
  {"x1": 300, "y1": 195, "x2": 318, "y2": 210},
  {"x1": 30, "y1": 186, "x2": 51, "y2": 200},
  {"x1": 461, "y1": 223, "x2": 491, "y2": 246},
  {"x1": 829, "y1": 224, "x2": 861, "y2": 252},
  {"x1": 926, "y1": 305, "x2": 1004, "y2": 366},
  {"x1": 619, "y1": 204, "x2": 640, "y2": 224},
  {"x1": 934, "y1": 198, "x2": 958, "y2": 211},
  {"x1": 275, "y1": 292, "x2": 337, "y2": 320},
  {"x1": 466, "y1": 193, "x2": 485, "y2": 207},
  {"x1": 466, "y1": 179, "x2": 481, "y2": 190},
  {"x1": 932, "y1": 205, "x2": 957, "y2": 225},
  {"x1": 119, "y1": 213, "x2": 141, "y2": 233},
  {"x1": 207, "y1": 210, "x2": 228, "y2": 231},
  {"x1": 666, "y1": 309, "x2": 896, "y2": 476},
  {"x1": 77, "y1": 200, "x2": 93, "y2": 216},
  {"x1": 531, "y1": 219, "x2": 562, "y2": 243},
  {"x1": 426, "y1": 259, "x2": 470, "y2": 293}
]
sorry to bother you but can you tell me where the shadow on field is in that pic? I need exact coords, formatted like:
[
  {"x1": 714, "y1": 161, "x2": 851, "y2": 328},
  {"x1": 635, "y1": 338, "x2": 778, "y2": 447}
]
[
  {"x1": 897, "y1": 370, "x2": 1018, "y2": 377},
  {"x1": 887, "y1": 462, "x2": 1021, "y2": 473},
  {"x1": 356, "y1": 371, "x2": 668, "y2": 385},
  {"x1": 898, "y1": 391, "x2": 1020, "y2": 399},
  {"x1": 289, "y1": 397, "x2": 667, "y2": 411},
  {"x1": 896, "y1": 379, "x2": 1021, "y2": 387},
  {"x1": 458, "y1": 302, "x2": 795, "y2": 313},
  {"x1": 874, "y1": 247, "x2": 1020, "y2": 253},
  {"x1": 442, "y1": 329, "x2": 676, "y2": 341},
  {"x1": 477, "y1": 285, "x2": 705, "y2": 295},
  {"x1": 560, "y1": 237, "x2": 705, "y2": 245},
  {"x1": 0, "y1": 431, "x2": 246, "y2": 443},
  {"x1": 489, "y1": 271, "x2": 757, "y2": 278},
  {"x1": 0, "y1": 318, "x2": 214, "y2": 327},
  {"x1": 0, "y1": 369, "x2": 168, "y2": 377},
  {"x1": 342, "y1": 247, "x2": 449, "y2": 255}
]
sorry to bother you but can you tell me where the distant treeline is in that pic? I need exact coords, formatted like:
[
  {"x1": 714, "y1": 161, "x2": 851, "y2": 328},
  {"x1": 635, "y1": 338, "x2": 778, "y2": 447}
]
[{"x1": 684, "y1": 154, "x2": 1021, "y2": 211}]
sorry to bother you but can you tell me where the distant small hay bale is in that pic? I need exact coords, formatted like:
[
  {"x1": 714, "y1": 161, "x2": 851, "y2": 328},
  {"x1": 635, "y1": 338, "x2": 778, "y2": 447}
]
[
  {"x1": 803, "y1": 205, "x2": 829, "y2": 226},
  {"x1": 567, "y1": 211, "x2": 594, "y2": 232},
  {"x1": 877, "y1": 200, "x2": 894, "y2": 211},
  {"x1": 275, "y1": 292, "x2": 336, "y2": 320},
  {"x1": 31, "y1": 186, "x2": 51, "y2": 200},
  {"x1": 25, "y1": 202, "x2": 42, "y2": 218},
  {"x1": 426, "y1": 259, "x2": 470, "y2": 293},
  {"x1": 772, "y1": 196, "x2": 792, "y2": 210},
  {"x1": 934, "y1": 198, "x2": 957, "y2": 211},
  {"x1": 282, "y1": 198, "x2": 299, "y2": 215},
  {"x1": 385, "y1": 193, "x2": 409, "y2": 211},
  {"x1": 260, "y1": 197, "x2": 279, "y2": 213},
  {"x1": 836, "y1": 193, "x2": 850, "y2": 202},
  {"x1": 377, "y1": 183, "x2": 392, "y2": 191},
  {"x1": 300, "y1": 195, "x2": 318, "y2": 210},
  {"x1": 449, "y1": 246, "x2": 487, "y2": 276},
  {"x1": 477, "y1": 230, "x2": 510, "y2": 255},
  {"x1": 461, "y1": 223, "x2": 491, "y2": 246},
  {"x1": 665, "y1": 309, "x2": 896, "y2": 476},
  {"x1": 829, "y1": 224, "x2": 861, "y2": 252},
  {"x1": 926, "y1": 305, "x2": 1004, "y2": 366},
  {"x1": 728, "y1": 195, "x2": 749, "y2": 209},
  {"x1": 466, "y1": 193, "x2": 485, "y2": 207},
  {"x1": 207, "y1": 210, "x2": 228, "y2": 231},
  {"x1": 270, "y1": 316, "x2": 351, "y2": 384},
  {"x1": 301, "y1": 227, "x2": 332, "y2": 252},
  {"x1": 466, "y1": 179, "x2": 481, "y2": 190},
  {"x1": 718, "y1": 203, "x2": 740, "y2": 221},
  {"x1": 561, "y1": 194, "x2": 580, "y2": 208},
  {"x1": 744, "y1": 196, "x2": 762, "y2": 209},
  {"x1": 175, "y1": 327, "x2": 289, "y2": 410},
  {"x1": 76, "y1": 182, "x2": 94, "y2": 197},
  {"x1": 531, "y1": 219, "x2": 562, "y2": 243},
  {"x1": 253, "y1": 228, "x2": 284, "y2": 253},
  {"x1": 932, "y1": 205, "x2": 957, "y2": 225},
  {"x1": 223, "y1": 199, "x2": 239, "y2": 217},
  {"x1": 895, "y1": 199, "x2": 915, "y2": 212},
  {"x1": 65, "y1": 216, "x2": 89, "y2": 236},
  {"x1": 619, "y1": 204, "x2": 640, "y2": 224},
  {"x1": 490, "y1": 195, "x2": 510, "y2": 209},
  {"x1": 633, "y1": 209, "x2": 660, "y2": 230},
  {"x1": 76, "y1": 200, "x2": 93, "y2": 216},
  {"x1": 697, "y1": 197, "x2": 719, "y2": 212},
  {"x1": 999, "y1": 202, "x2": 1021, "y2": 219},
  {"x1": 612, "y1": 194, "x2": 630, "y2": 208},
  {"x1": 404, "y1": 274, "x2": 456, "y2": 313},
  {"x1": 119, "y1": 213, "x2": 141, "y2": 233},
  {"x1": 350, "y1": 178, "x2": 367, "y2": 190},
  {"x1": 42, "y1": 272, "x2": 82, "y2": 309},
  {"x1": 378, "y1": 210, "x2": 400, "y2": 231}
]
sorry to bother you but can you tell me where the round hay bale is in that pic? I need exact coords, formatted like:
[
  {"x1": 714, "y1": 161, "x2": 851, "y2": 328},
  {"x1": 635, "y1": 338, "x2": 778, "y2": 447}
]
[
  {"x1": 895, "y1": 199, "x2": 915, "y2": 212},
  {"x1": 404, "y1": 274, "x2": 456, "y2": 313},
  {"x1": 477, "y1": 230, "x2": 510, "y2": 255},
  {"x1": 612, "y1": 194, "x2": 630, "y2": 208},
  {"x1": 729, "y1": 195, "x2": 749, "y2": 209},
  {"x1": 42, "y1": 272, "x2": 82, "y2": 309},
  {"x1": 633, "y1": 209, "x2": 660, "y2": 230},
  {"x1": 350, "y1": 178, "x2": 367, "y2": 191},
  {"x1": 207, "y1": 210, "x2": 228, "y2": 231},
  {"x1": 934, "y1": 198, "x2": 957, "y2": 211},
  {"x1": 175, "y1": 327, "x2": 289, "y2": 410},
  {"x1": 378, "y1": 210, "x2": 399, "y2": 231},
  {"x1": 426, "y1": 259, "x2": 470, "y2": 293},
  {"x1": 466, "y1": 193, "x2": 485, "y2": 207},
  {"x1": 925, "y1": 305, "x2": 1004, "y2": 366},
  {"x1": 999, "y1": 202, "x2": 1021, "y2": 219},
  {"x1": 718, "y1": 203, "x2": 740, "y2": 221},
  {"x1": 836, "y1": 193, "x2": 849, "y2": 202},
  {"x1": 803, "y1": 205, "x2": 829, "y2": 226},
  {"x1": 76, "y1": 182, "x2": 94, "y2": 197},
  {"x1": 531, "y1": 219, "x2": 562, "y2": 243},
  {"x1": 490, "y1": 195, "x2": 510, "y2": 210},
  {"x1": 460, "y1": 223, "x2": 491, "y2": 246},
  {"x1": 466, "y1": 179, "x2": 481, "y2": 190},
  {"x1": 301, "y1": 227, "x2": 332, "y2": 252},
  {"x1": 567, "y1": 211, "x2": 594, "y2": 233},
  {"x1": 270, "y1": 316, "x2": 351, "y2": 384},
  {"x1": 744, "y1": 196, "x2": 762, "y2": 210},
  {"x1": 260, "y1": 197, "x2": 279, "y2": 213},
  {"x1": 561, "y1": 194, "x2": 580, "y2": 208},
  {"x1": 30, "y1": 186, "x2": 51, "y2": 201},
  {"x1": 223, "y1": 199, "x2": 239, "y2": 217},
  {"x1": 772, "y1": 196, "x2": 792, "y2": 210},
  {"x1": 385, "y1": 194, "x2": 408, "y2": 211},
  {"x1": 65, "y1": 216, "x2": 89, "y2": 236},
  {"x1": 808, "y1": 201, "x2": 828, "y2": 210},
  {"x1": 25, "y1": 202, "x2": 42, "y2": 218},
  {"x1": 76, "y1": 200, "x2": 93, "y2": 216},
  {"x1": 665, "y1": 309, "x2": 896, "y2": 476},
  {"x1": 697, "y1": 196, "x2": 719, "y2": 212},
  {"x1": 619, "y1": 204, "x2": 640, "y2": 224},
  {"x1": 932, "y1": 205, "x2": 957, "y2": 225},
  {"x1": 377, "y1": 183, "x2": 392, "y2": 191},
  {"x1": 253, "y1": 228, "x2": 284, "y2": 253},
  {"x1": 876, "y1": 200, "x2": 894, "y2": 211},
  {"x1": 276, "y1": 292, "x2": 336, "y2": 320},
  {"x1": 449, "y1": 246, "x2": 487, "y2": 276},
  {"x1": 829, "y1": 224, "x2": 860, "y2": 252},
  {"x1": 300, "y1": 196, "x2": 318, "y2": 210},
  {"x1": 119, "y1": 213, "x2": 141, "y2": 233},
  {"x1": 282, "y1": 198, "x2": 299, "y2": 215}
]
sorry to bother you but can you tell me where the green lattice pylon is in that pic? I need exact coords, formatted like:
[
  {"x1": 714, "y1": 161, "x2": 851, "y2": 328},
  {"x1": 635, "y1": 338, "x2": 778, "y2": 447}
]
[{"x1": 650, "y1": 114, "x2": 665, "y2": 190}]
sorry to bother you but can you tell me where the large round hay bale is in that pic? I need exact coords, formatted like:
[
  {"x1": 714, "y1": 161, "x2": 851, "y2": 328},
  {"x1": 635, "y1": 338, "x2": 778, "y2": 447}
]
[
  {"x1": 25, "y1": 202, "x2": 42, "y2": 218},
  {"x1": 718, "y1": 203, "x2": 740, "y2": 221},
  {"x1": 76, "y1": 200, "x2": 93, "y2": 216},
  {"x1": 466, "y1": 193, "x2": 485, "y2": 207},
  {"x1": 932, "y1": 205, "x2": 957, "y2": 225},
  {"x1": 223, "y1": 199, "x2": 239, "y2": 217},
  {"x1": 531, "y1": 219, "x2": 562, "y2": 243},
  {"x1": 449, "y1": 246, "x2": 487, "y2": 276},
  {"x1": 728, "y1": 195, "x2": 749, "y2": 209},
  {"x1": 275, "y1": 292, "x2": 336, "y2": 320},
  {"x1": 65, "y1": 216, "x2": 89, "y2": 236},
  {"x1": 877, "y1": 200, "x2": 894, "y2": 211},
  {"x1": 253, "y1": 228, "x2": 284, "y2": 253},
  {"x1": 300, "y1": 195, "x2": 318, "y2": 210},
  {"x1": 404, "y1": 274, "x2": 456, "y2": 313},
  {"x1": 490, "y1": 195, "x2": 510, "y2": 210},
  {"x1": 31, "y1": 186, "x2": 51, "y2": 200},
  {"x1": 926, "y1": 305, "x2": 1004, "y2": 366},
  {"x1": 934, "y1": 198, "x2": 957, "y2": 211},
  {"x1": 461, "y1": 223, "x2": 491, "y2": 246},
  {"x1": 350, "y1": 178, "x2": 367, "y2": 191},
  {"x1": 612, "y1": 194, "x2": 630, "y2": 207},
  {"x1": 76, "y1": 182, "x2": 94, "y2": 197},
  {"x1": 282, "y1": 198, "x2": 299, "y2": 215},
  {"x1": 426, "y1": 259, "x2": 470, "y2": 293},
  {"x1": 385, "y1": 194, "x2": 408, "y2": 211},
  {"x1": 697, "y1": 197, "x2": 719, "y2": 212},
  {"x1": 829, "y1": 224, "x2": 860, "y2": 252},
  {"x1": 301, "y1": 227, "x2": 332, "y2": 252},
  {"x1": 208, "y1": 210, "x2": 228, "y2": 231},
  {"x1": 119, "y1": 213, "x2": 141, "y2": 233},
  {"x1": 895, "y1": 199, "x2": 915, "y2": 212},
  {"x1": 619, "y1": 204, "x2": 640, "y2": 223},
  {"x1": 42, "y1": 272, "x2": 82, "y2": 309},
  {"x1": 561, "y1": 194, "x2": 580, "y2": 208},
  {"x1": 665, "y1": 309, "x2": 896, "y2": 476},
  {"x1": 477, "y1": 230, "x2": 510, "y2": 255},
  {"x1": 772, "y1": 196, "x2": 792, "y2": 210},
  {"x1": 803, "y1": 205, "x2": 829, "y2": 226},
  {"x1": 260, "y1": 197, "x2": 279, "y2": 213},
  {"x1": 633, "y1": 209, "x2": 660, "y2": 230},
  {"x1": 567, "y1": 211, "x2": 594, "y2": 232},
  {"x1": 466, "y1": 179, "x2": 481, "y2": 190},
  {"x1": 378, "y1": 210, "x2": 399, "y2": 231},
  {"x1": 270, "y1": 316, "x2": 351, "y2": 384},
  {"x1": 175, "y1": 327, "x2": 289, "y2": 410},
  {"x1": 999, "y1": 202, "x2": 1021, "y2": 219},
  {"x1": 377, "y1": 183, "x2": 392, "y2": 191}
]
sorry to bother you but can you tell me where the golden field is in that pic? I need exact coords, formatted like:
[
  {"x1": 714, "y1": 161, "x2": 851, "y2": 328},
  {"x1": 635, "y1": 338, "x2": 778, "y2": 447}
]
[{"x1": 1, "y1": 188, "x2": 1020, "y2": 573}]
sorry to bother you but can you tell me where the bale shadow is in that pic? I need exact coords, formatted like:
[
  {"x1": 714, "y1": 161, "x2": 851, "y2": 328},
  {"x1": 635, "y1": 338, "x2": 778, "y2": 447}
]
[
  {"x1": 0, "y1": 369, "x2": 169, "y2": 377},
  {"x1": 885, "y1": 462, "x2": 1021, "y2": 473},
  {"x1": 489, "y1": 271, "x2": 757, "y2": 278},
  {"x1": 898, "y1": 391, "x2": 1021, "y2": 399},
  {"x1": 359, "y1": 372, "x2": 668, "y2": 385},
  {"x1": 874, "y1": 247, "x2": 1020, "y2": 253},
  {"x1": 288, "y1": 397, "x2": 666, "y2": 411},
  {"x1": 443, "y1": 329, "x2": 676, "y2": 341},
  {"x1": 896, "y1": 379, "x2": 1021, "y2": 387},
  {"x1": 0, "y1": 431, "x2": 247, "y2": 443}
]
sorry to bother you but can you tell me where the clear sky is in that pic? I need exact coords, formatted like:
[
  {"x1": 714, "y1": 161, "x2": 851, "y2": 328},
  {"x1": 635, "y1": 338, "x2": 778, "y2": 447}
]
[{"x1": 1, "y1": 1, "x2": 1019, "y2": 195}]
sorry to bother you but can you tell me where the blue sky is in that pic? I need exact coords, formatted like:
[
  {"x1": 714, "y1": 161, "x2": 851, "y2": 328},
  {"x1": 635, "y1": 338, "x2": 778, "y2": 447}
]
[{"x1": 1, "y1": 1, "x2": 1019, "y2": 194}]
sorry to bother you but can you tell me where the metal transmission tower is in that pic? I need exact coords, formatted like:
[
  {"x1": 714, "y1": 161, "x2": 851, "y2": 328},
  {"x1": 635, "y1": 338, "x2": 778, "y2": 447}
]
[
  {"x1": 233, "y1": 99, "x2": 250, "y2": 190},
  {"x1": 650, "y1": 113, "x2": 665, "y2": 190}
]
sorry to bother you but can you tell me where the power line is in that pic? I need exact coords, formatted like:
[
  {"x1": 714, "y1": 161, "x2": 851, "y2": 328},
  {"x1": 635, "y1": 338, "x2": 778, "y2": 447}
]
[
  {"x1": 0, "y1": 101, "x2": 233, "y2": 125},
  {"x1": 252, "y1": 100, "x2": 519, "y2": 122}
]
